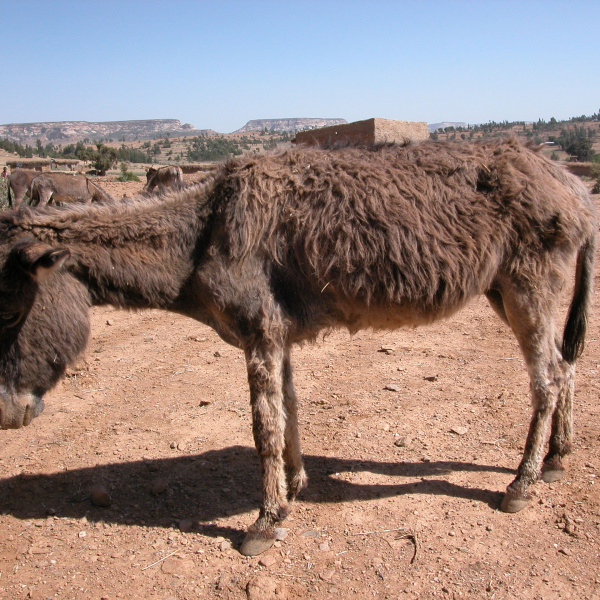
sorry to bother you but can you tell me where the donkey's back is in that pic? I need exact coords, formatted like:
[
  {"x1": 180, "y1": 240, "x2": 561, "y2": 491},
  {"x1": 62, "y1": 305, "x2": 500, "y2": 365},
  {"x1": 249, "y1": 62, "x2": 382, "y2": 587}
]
[{"x1": 216, "y1": 139, "x2": 595, "y2": 338}]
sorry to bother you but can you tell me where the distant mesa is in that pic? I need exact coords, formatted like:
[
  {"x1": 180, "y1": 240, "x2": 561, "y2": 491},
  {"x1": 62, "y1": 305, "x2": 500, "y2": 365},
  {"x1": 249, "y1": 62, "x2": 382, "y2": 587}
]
[
  {"x1": 0, "y1": 119, "x2": 215, "y2": 145},
  {"x1": 0, "y1": 118, "x2": 351, "y2": 145},
  {"x1": 428, "y1": 122, "x2": 468, "y2": 132},
  {"x1": 233, "y1": 118, "x2": 347, "y2": 134}
]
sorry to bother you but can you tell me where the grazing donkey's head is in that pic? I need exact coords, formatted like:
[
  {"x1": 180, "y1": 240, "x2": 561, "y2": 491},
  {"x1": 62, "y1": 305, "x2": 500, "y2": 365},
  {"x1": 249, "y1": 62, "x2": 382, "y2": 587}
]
[{"x1": 0, "y1": 237, "x2": 91, "y2": 429}]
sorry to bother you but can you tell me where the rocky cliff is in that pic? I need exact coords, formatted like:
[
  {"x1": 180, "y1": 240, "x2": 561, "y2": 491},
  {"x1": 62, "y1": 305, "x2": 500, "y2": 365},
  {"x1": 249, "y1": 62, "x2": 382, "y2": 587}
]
[
  {"x1": 0, "y1": 119, "x2": 213, "y2": 145},
  {"x1": 234, "y1": 118, "x2": 347, "y2": 134}
]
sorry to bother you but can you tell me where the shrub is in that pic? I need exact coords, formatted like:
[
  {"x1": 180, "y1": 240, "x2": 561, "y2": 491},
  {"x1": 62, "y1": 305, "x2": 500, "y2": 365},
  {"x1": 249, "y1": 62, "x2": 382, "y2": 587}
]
[{"x1": 116, "y1": 162, "x2": 140, "y2": 182}]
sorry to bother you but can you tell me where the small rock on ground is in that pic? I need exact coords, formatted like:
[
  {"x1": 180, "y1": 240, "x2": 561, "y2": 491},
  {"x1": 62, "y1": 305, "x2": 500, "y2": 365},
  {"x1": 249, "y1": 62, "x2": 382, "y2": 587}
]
[{"x1": 246, "y1": 575, "x2": 287, "y2": 600}]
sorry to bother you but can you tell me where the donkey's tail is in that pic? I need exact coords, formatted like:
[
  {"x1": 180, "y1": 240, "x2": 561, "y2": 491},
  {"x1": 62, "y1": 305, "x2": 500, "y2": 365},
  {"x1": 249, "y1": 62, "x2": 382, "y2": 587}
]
[
  {"x1": 6, "y1": 181, "x2": 12, "y2": 208},
  {"x1": 562, "y1": 237, "x2": 596, "y2": 364}
]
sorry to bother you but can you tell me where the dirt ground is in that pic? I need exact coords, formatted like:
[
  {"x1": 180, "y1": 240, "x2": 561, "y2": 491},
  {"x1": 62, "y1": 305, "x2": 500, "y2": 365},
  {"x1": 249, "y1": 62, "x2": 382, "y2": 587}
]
[{"x1": 0, "y1": 181, "x2": 599, "y2": 600}]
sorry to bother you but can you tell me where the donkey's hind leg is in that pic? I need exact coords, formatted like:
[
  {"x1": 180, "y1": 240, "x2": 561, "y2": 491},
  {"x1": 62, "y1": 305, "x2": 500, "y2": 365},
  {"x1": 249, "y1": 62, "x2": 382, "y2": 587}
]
[
  {"x1": 541, "y1": 357, "x2": 574, "y2": 483},
  {"x1": 283, "y1": 348, "x2": 308, "y2": 500},
  {"x1": 491, "y1": 282, "x2": 564, "y2": 513},
  {"x1": 486, "y1": 290, "x2": 573, "y2": 486}
]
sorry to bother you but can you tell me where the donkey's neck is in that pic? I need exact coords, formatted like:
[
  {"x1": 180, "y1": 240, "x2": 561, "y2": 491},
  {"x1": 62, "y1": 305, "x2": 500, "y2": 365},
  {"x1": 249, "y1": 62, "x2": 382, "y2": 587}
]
[{"x1": 19, "y1": 191, "x2": 212, "y2": 309}]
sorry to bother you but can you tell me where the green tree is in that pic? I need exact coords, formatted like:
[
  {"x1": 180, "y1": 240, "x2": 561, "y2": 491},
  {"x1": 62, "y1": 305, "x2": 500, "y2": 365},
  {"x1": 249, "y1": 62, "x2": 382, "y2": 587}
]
[
  {"x1": 85, "y1": 143, "x2": 119, "y2": 175},
  {"x1": 35, "y1": 139, "x2": 46, "y2": 157},
  {"x1": 557, "y1": 127, "x2": 596, "y2": 162}
]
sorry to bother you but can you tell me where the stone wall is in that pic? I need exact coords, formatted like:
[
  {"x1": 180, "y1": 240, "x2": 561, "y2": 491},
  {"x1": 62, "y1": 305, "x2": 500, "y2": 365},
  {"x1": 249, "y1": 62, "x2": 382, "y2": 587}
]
[{"x1": 293, "y1": 118, "x2": 429, "y2": 148}]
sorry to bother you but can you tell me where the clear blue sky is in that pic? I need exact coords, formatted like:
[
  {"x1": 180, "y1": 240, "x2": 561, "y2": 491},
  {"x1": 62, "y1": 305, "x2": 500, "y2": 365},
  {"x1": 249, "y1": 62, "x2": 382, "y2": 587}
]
[{"x1": 3, "y1": 0, "x2": 599, "y2": 133}]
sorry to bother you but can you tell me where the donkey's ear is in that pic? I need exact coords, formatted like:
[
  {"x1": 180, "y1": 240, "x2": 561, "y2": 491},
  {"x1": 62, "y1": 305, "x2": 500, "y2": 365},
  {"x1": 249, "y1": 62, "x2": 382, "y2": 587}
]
[
  {"x1": 30, "y1": 248, "x2": 70, "y2": 282},
  {"x1": 11, "y1": 239, "x2": 71, "y2": 282}
]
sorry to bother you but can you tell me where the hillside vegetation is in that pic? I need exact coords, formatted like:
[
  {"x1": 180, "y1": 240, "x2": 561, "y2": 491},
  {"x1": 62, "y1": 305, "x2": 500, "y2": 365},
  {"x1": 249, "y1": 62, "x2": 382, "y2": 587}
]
[
  {"x1": 431, "y1": 111, "x2": 600, "y2": 162},
  {"x1": 1, "y1": 112, "x2": 599, "y2": 178}
]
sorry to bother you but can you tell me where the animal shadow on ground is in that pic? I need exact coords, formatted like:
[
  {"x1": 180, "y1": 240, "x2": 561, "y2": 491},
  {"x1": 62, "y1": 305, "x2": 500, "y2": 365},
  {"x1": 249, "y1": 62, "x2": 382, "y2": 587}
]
[{"x1": 0, "y1": 446, "x2": 511, "y2": 545}]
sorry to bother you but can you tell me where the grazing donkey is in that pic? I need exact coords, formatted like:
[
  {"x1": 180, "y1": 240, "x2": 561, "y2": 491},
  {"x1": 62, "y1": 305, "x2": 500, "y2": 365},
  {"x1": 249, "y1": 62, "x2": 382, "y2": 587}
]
[
  {"x1": 144, "y1": 165, "x2": 184, "y2": 193},
  {"x1": 0, "y1": 139, "x2": 595, "y2": 556},
  {"x1": 29, "y1": 172, "x2": 114, "y2": 206},
  {"x1": 6, "y1": 169, "x2": 39, "y2": 208}
]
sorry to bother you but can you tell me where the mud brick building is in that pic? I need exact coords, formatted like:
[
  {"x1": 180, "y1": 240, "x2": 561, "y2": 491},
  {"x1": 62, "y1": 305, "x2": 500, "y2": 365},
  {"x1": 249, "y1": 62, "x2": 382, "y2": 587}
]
[{"x1": 293, "y1": 117, "x2": 429, "y2": 148}]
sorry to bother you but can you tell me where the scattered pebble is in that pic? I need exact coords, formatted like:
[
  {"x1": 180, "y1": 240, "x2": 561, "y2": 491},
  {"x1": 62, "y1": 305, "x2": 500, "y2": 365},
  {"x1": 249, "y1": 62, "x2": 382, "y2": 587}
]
[
  {"x1": 378, "y1": 346, "x2": 395, "y2": 355},
  {"x1": 450, "y1": 426, "x2": 468, "y2": 436},
  {"x1": 301, "y1": 530, "x2": 320, "y2": 538},
  {"x1": 246, "y1": 575, "x2": 287, "y2": 600},
  {"x1": 274, "y1": 528, "x2": 288, "y2": 541},
  {"x1": 424, "y1": 375, "x2": 438, "y2": 382},
  {"x1": 318, "y1": 541, "x2": 330, "y2": 551},
  {"x1": 90, "y1": 485, "x2": 111, "y2": 508},
  {"x1": 151, "y1": 479, "x2": 168, "y2": 496},
  {"x1": 259, "y1": 554, "x2": 277, "y2": 567},
  {"x1": 384, "y1": 384, "x2": 401, "y2": 392},
  {"x1": 160, "y1": 556, "x2": 195, "y2": 575},
  {"x1": 394, "y1": 436, "x2": 411, "y2": 447},
  {"x1": 320, "y1": 568, "x2": 336, "y2": 581},
  {"x1": 178, "y1": 519, "x2": 194, "y2": 533}
]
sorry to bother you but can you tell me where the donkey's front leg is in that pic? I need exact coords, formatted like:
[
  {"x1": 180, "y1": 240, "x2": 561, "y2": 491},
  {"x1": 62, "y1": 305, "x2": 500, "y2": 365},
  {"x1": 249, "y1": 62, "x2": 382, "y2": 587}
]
[{"x1": 240, "y1": 341, "x2": 289, "y2": 556}]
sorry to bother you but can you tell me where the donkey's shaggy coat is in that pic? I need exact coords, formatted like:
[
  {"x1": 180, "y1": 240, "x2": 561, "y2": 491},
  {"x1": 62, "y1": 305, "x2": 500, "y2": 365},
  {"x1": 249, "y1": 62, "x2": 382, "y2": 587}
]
[{"x1": 0, "y1": 139, "x2": 596, "y2": 555}]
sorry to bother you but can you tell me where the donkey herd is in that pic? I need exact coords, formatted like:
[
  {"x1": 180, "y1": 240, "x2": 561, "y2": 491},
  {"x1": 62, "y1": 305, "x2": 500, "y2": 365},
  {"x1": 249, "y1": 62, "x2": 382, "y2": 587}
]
[
  {"x1": 6, "y1": 164, "x2": 183, "y2": 207},
  {"x1": 0, "y1": 139, "x2": 596, "y2": 556}
]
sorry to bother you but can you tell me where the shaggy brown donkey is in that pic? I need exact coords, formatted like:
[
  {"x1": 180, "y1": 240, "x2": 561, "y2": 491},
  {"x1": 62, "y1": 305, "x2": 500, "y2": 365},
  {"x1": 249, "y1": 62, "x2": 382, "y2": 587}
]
[{"x1": 0, "y1": 139, "x2": 595, "y2": 556}]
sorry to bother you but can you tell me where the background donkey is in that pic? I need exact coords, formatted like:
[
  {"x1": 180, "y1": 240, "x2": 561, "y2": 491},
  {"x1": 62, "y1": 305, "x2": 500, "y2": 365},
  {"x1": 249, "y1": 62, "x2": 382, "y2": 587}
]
[
  {"x1": 144, "y1": 165, "x2": 184, "y2": 193},
  {"x1": 0, "y1": 139, "x2": 595, "y2": 556},
  {"x1": 29, "y1": 172, "x2": 114, "y2": 206},
  {"x1": 6, "y1": 169, "x2": 38, "y2": 208}
]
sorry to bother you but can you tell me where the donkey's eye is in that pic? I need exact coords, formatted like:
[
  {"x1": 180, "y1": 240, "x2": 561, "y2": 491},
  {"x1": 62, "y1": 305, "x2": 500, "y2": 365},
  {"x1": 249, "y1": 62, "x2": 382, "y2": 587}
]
[{"x1": 0, "y1": 312, "x2": 23, "y2": 328}]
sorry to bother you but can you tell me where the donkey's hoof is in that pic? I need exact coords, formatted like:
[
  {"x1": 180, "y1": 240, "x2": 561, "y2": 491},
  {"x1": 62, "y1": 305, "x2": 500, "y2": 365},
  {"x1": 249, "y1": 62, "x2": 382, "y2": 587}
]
[
  {"x1": 541, "y1": 465, "x2": 565, "y2": 483},
  {"x1": 541, "y1": 460, "x2": 565, "y2": 483},
  {"x1": 288, "y1": 470, "x2": 308, "y2": 501},
  {"x1": 500, "y1": 490, "x2": 531, "y2": 513},
  {"x1": 240, "y1": 530, "x2": 276, "y2": 556}
]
